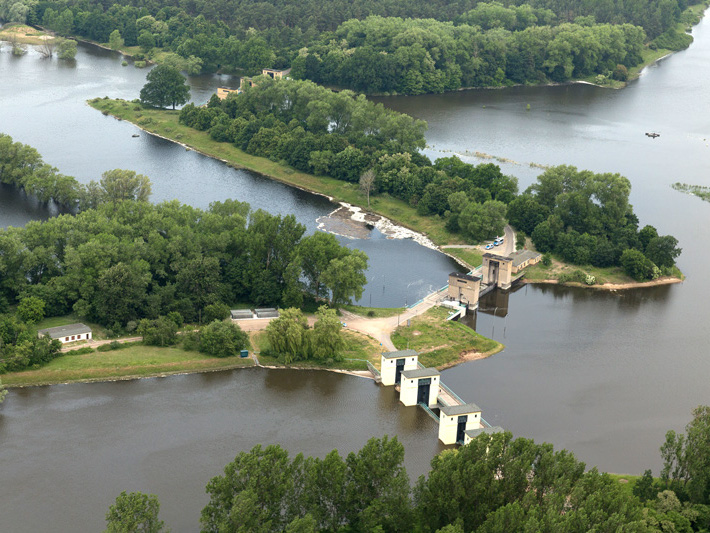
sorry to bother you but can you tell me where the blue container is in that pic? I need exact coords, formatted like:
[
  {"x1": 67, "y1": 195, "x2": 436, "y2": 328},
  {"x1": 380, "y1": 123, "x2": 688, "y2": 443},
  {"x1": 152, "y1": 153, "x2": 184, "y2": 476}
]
[{"x1": 240, "y1": 349, "x2": 249, "y2": 358}]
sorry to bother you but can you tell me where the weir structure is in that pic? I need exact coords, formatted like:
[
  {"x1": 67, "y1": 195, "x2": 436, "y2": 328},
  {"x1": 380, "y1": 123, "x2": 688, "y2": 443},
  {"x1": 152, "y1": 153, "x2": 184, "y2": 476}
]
[{"x1": 374, "y1": 349, "x2": 503, "y2": 445}]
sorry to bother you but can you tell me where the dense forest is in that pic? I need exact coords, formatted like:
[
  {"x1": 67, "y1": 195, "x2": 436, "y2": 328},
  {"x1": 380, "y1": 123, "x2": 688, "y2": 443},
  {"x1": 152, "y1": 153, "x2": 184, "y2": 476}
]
[
  {"x1": 104, "y1": 407, "x2": 710, "y2": 532},
  {"x1": 1, "y1": 0, "x2": 701, "y2": 93}
]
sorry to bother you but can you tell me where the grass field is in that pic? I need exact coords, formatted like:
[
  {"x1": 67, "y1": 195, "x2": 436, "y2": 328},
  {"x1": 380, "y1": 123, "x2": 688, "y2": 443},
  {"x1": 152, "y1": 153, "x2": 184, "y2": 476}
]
[
  {"x1": 445, "y1": 248, "x2": 484, "y2": 269},
  {"x1": 0, "y1": 24, "x2": 54, "y2": 45},
  {"x1": 2, "y1": 344, "x2": 254, "y2": 387},
  {"x1": 391, "y1": 307, "x2": 503, "y2": 369},
  {"x1": 88, "y1": 98, "x2": 464, "y2": 246},
  {"x1": 250, "y1": 329, "x2": 382, "y2": 371}
]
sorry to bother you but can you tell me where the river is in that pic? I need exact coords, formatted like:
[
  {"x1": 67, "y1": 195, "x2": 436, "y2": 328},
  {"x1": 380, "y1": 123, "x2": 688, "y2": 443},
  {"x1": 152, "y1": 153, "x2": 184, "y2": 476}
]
[
  {"x1": 376, "y1": 12, "x2": 710, "y2": 475},
  {"x1": 0, "y1": 43, "x2": 462, "y2": 308},
  {"x1": 2, "y1": 14, "x2": 710, "y2": 531}
]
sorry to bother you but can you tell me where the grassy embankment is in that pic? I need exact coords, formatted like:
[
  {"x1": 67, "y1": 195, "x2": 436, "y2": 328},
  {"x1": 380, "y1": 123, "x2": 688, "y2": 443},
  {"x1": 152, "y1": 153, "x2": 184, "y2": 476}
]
[
  {"x1": 444, "y1": 248, "x2": 484, "y2": 270},
  {"x1": 391, "y1": 307, "x2": 503, "y2": 370},
  {"x1": 249, "y1": 329, "x2": 383, "y2": 371},
  {"x1": 0, "y1": 23, "x2": 55, "y2": 45},
  {"x1": 341, "y1": 304, "x2": 404, "y2": 318},
  {"x1": 522, "y1": 256, "x2": 684, "y2": 286},
  {"x1": 2, "y1": 344, "x2": 254, "y2": 387},
  {"x1": 87, "y1": 97, "x2": 464, "y2": 247}
]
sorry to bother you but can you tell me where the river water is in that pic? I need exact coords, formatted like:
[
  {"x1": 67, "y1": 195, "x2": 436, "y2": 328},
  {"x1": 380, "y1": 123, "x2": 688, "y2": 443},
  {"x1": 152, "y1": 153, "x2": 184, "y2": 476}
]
[{"x1": 2, "y1": 15, "x2": 710, "y2": 532}]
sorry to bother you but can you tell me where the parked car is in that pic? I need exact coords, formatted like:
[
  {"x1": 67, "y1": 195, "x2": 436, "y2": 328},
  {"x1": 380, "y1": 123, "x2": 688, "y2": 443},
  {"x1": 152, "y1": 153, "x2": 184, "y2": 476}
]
[
  {"x1": 493, "y1": 240, "x2": 501, "y2": 246},
  {"x1": 485, "y1": 243, "x2": 494, "y2": 250}
]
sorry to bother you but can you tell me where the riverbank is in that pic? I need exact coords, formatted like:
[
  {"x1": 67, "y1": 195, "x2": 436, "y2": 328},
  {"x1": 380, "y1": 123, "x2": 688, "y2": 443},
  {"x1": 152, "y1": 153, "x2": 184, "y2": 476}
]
[
  {"x1": 0, "y1": 23, "x2": 54, "y2": 45},
  {"x1": 88, "y1": 97, "x2": 464, "y2": 247},
  {"x1": 522, "y1": 257, "x2": 684, "y2": 290}
]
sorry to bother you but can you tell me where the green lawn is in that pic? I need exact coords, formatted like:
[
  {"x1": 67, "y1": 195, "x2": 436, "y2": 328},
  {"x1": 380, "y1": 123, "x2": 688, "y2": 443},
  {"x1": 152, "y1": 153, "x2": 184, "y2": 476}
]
[
  {"x1": 445, "y1": 248, "x2": 484, "y2": 269},
  {"x1": 2, "y1": 344, "x2": 254, "y2": 387},
  {"x1": 88, "y1": 98, "x2": 464, "y2": 247},
  {"x1": 391, "y1": 307, "x2": 503, "y2": 369},
  {"x1": 250, "y1": 329, "x2": 381, "y2": 371}
]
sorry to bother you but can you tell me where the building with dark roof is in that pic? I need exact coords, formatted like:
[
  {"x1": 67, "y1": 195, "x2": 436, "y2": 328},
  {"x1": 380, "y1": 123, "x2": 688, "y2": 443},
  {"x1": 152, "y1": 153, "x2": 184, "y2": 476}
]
[{"x1": 37, "y1": 324, "x2": 92, "y2": 344}]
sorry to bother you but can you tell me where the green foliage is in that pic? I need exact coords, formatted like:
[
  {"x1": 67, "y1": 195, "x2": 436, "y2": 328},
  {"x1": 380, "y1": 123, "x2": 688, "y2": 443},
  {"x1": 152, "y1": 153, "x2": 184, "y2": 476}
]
[
  {"x1": 139, "y1": 64, "x2": 190, "y2": 109},
  {"x1": 57, "y1": 39, "x2": 77, "y2": 60},
  {"x1": 1, "y1": 314, "x2": 62, "y2": 372},
  {"x1": 309, "y1": 306, "x2": 344, "y2": 362},
  {"x1": 653, "y1": 27, "x2": 694, "y2": 50},
  {"x1": 108, "y1": 29, "x2": 124, "y2": 50},
  {"x1": 0, "y1": 377, "x2": 6, "y2": 404},
  {"x1": 265, "y1": 308, "x2": 309, "y2": 364},
  {"x1": 201, "y1": 436, "x2": 410, "y2": 533},
  {"x1": 202, "y1": 302, "x2": 230, "y2": 324},
  {"x1": 457, "y1": 200, "x2": 507, "y2": 242},
  {"x1": 17, "y1": 296, "x2": 45, "y2": 323},
  {"x1": 645, "y1": 235, "x2": 682, "y2": 268},
  {"x1": 634, "y1": 469, "x2": 659, "y2": 502},
  {"x1": 198, "y1": 320, "x2": 248, "y2": 357},
  {"x1": 621, "y1": 248, "x2": 654, "y2": 281},
  {"x1": 97, "y1": 341, "x2": 126, "y2": 352},
  {"x1": 138, "y1": 316, "x2": 179, "y2": 347},
  {"x1": 105, "y1": 491, "x2": 165, "y2": 533},
  {"x1": 321, "y1": 249, "x2": 368, "y2": 307}
]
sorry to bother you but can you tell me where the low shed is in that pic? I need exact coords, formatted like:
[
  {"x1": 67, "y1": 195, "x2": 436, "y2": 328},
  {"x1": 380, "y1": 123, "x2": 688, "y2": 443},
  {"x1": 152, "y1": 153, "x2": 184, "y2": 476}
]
[
  {"x1": 231, "y1": 309, "x2": 253, "y2": 320},
  {"x1": 438, "y1": 403, "x2": 483, "y2": 445},
  {"x1": 255, "y1": 308, "x2": 279, "y2": 319},
  {"x1": 400, "y1": 368, "x2": 440, "y2": 408},
  {"x1": 37, "y1": 323, "x2": 92, "y2": 344}
]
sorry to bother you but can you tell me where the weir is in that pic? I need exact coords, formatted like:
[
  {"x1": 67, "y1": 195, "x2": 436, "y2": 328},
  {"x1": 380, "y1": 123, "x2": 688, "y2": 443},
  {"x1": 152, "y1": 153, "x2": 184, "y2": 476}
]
[{"x1": 375, "y1": 349, "x2": 503, "y2": 446}]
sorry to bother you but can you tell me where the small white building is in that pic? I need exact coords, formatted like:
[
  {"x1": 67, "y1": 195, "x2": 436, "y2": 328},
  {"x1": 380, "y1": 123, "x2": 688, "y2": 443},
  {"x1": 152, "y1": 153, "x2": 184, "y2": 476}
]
[
  {"x1": 400, "y1": 368, "x2": 440, "y2": 407},
  {"x1": 438, "y1": 403, "x2": 484, "y2": 445},
  {"x1": 37, "y1": 323, "x2": 92, "y2": 344},
  {"x1": 380, "y1": 349, "x2": 419, "y2": 386},
  {"x1": 463, "y1": 426, "x2": 505, "y2": 445}
]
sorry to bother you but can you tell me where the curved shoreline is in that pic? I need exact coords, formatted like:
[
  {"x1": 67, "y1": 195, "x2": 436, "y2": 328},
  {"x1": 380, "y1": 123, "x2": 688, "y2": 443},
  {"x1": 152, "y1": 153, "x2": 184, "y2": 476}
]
[{"x1": 524, "y1": 276, "x2": 684, "y2": 290}]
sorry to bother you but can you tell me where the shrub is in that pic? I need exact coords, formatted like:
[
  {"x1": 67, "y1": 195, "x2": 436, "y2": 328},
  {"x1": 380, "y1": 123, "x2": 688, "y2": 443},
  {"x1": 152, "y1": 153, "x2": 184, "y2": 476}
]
[
  {"x1": 367, "y1": 310, "x2": 376, "y2": 317},
  {"x1": 203, "y1": 303, "x2": 230, "y2": 324},
  {"x1": 134, "y1": 61, "x2": 147, "y2": 68},
  {"x1": 65, "y1": 347, "x2": 95, "y2": 355},
  {"x1": 199, "y1": 320, "x2": 249, "y2": 357},
  {"x1": 181, "y1": 331, "x2": 200, "y2": 352},
  {"x1": 585, "y1": 274, "x2": 596, "y2": 285},
  {"x1": 542, "y1": 253, "x2": 552, "y2": 267}
]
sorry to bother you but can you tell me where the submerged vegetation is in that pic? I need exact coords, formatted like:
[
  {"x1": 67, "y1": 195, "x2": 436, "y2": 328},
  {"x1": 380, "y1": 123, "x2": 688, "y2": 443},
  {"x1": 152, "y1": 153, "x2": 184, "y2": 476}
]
[{"x1": 672, "y1": 182, "x2": 710, "y2": 202}]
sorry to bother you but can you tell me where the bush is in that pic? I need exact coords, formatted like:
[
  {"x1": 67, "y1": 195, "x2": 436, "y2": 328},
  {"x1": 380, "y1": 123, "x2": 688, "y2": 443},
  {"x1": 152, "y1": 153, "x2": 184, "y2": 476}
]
[
  {"x1": 138, "y1": 316, "x2": 179, "y2": 347},
  {"x1": 203, "y1": 303, "x2": 230, "y2": 324},
  {"x1": 199, "y1": 320, "x2": 249, "y2": 357},
  {"x1": 612, "y1": 64, "x2": 628, "y2": 81},
  {"x1": 64, "y1": 347, "x2": 95, "y2": 355},
  {"x1": 122, "y1": 61, "x2": 128, "y2": 66},
  {"x1": 97, "y1": 342, "x2": 124, "y2": 352},
  {"x1": 181, "y1": 331, "x2": 200, "y2": 352},
  {"x1": 557, "y1": 270, "x2": 587, "y2": 284},
  {"x1": 134, "y1": 61, "x2": 147, "y2": 68},
  {"x1": 542, "y1": 253, "x2": 552, "y2": 267}
]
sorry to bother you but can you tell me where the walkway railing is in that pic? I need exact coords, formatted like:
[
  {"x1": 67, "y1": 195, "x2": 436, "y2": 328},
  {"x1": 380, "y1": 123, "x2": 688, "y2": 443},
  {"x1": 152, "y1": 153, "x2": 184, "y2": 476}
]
[
  {"x1": 365, "y1": 360, "x2": 381, "y2": 382},
  {"x1": 440, "y1": 381, "x2": 466, "y2": 406},
  {"x1": 418, "y1": 402, "x2": 440, "y2": 422}
]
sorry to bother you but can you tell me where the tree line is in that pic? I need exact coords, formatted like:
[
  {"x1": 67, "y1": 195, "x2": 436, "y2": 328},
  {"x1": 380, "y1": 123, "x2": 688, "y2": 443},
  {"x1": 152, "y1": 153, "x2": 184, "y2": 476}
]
[
  {"x1": 2, "y1": 0, "x2": 699, "y2": 93},
  {"x1": 103, "y1": 406, "x2": 710, "y2": 532}
]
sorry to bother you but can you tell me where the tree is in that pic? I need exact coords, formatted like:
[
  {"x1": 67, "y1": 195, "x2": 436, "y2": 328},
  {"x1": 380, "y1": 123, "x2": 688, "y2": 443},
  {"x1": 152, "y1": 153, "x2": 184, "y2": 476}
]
[
  {"x1": 57, "y1": 39, "x2": 77, "y2": 60},
  {"x1": 645, "y1": 235, "x2": 681, "y2": 269},
  {"x1": 17, "y1": 296, "x2": 45, "y2": 323},
  {"x1": 321, "y1": 250, "x2": 368, "y2": 307},
  {"x1": 138, "y1": 316, "x2": 179, "y2": 347},
  {"x1": 620, "y1": 248, "x2": 654, "y2": 281},
  {"x1": 308, "y1": 306, "x2": 344, "y2": 362},
  {"x1": 199, "y1": 320, "x2": 248, "y2": 357},
  {"x1": 296, "y1": 232, "x2": 346, "y2": 298},
  {"x1": 203, "y1": 302, "x2": 230, "y2": 323},
  {"x1": 266, "y1": 308, "x2": 308, "y2": 363},
  {"x1": 137, "y1": 30, "x2": 156, "y2": 53},
  {"x1": 458, "y1": 200, "x2": 507, "y2": 242},
  {"x1": 359, "y1": 168, "x2": 376, "y2": 207},
  {"x1": 105, "y1": 491, "x2": 165, "y2": 533},
  {"x1": 108, "y1": 29, "x2": 124, "y2": 50},
  {"x1": 140, "y1": 65, "x2": 190, "y2": 110},
  {"x1": 99, "y1": 170, "x2": 152, "y2": 204}
]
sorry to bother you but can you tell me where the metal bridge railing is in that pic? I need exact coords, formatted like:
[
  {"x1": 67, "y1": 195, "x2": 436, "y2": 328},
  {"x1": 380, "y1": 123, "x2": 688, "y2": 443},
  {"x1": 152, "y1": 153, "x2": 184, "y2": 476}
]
[{"x1": 418, "y1": 402, "x2": 440, "y2": 422}]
